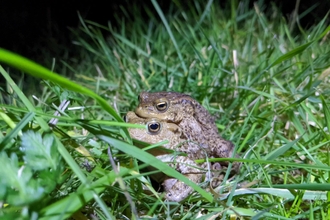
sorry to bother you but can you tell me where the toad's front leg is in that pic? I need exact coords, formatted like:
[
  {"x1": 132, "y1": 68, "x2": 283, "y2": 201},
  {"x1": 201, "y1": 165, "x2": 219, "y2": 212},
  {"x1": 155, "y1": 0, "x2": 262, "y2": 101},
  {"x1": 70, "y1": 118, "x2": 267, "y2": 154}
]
[{"x1": 162, "y1": 156, "x2": 206, "y2": 202}]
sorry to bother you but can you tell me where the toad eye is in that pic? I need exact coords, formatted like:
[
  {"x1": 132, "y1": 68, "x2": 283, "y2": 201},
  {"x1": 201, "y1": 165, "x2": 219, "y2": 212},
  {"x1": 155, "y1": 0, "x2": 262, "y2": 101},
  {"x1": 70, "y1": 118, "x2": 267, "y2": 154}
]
[
  {"x1": 156, "y1": 101, "x2": 168, "y2": 112},
  {"x1": 147, "y1": 121, "x2": 161, "y2": 134}
]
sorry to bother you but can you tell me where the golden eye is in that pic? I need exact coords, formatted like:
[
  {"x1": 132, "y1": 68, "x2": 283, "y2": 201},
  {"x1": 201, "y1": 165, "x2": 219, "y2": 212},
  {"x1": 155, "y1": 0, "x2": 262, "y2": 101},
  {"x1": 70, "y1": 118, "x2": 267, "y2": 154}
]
[
  {"x1": 156, "y1": 101, "x2": 168, "y2": 112},
  {"x1": 147, "y1": 121, "x2": 161, "y2": 134}
]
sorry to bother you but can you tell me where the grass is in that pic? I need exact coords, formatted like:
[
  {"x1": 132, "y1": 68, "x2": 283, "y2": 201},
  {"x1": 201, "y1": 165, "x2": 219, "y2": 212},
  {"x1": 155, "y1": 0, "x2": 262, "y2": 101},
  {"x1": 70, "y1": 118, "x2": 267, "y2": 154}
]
[{"x1": 1, "y1": 0, "x2": 330, "y2": 219}]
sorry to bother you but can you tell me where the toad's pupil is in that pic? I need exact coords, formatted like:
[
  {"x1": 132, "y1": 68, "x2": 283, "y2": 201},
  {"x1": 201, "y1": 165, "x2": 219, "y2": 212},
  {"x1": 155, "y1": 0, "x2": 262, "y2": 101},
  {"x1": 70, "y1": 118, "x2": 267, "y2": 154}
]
[{"x1": 149, "y1": 123, "x2": 159, "y2": 130}]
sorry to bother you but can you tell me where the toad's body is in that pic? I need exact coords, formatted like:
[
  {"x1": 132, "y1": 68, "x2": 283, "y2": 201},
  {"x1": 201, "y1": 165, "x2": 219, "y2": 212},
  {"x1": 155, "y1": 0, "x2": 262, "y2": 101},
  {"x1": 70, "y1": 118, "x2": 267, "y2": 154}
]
[
  {"x1": 126, "y1": 91, "x2": 238, "y2": 202},
  {"x1": 135, "y1": 91, "x2": 235, "y2": 159}
]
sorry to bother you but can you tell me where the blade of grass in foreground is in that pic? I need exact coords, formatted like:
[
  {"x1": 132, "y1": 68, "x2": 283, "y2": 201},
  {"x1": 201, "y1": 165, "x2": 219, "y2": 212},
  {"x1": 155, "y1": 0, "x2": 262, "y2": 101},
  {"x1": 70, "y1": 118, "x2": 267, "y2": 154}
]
[
  {"x1": 0, "y1": 112, "x2": 35, "y2": 150},
  {"x1": 0, "y1": 48, "x2": 122, "y2": 123},
  {"x1": 98, "y1": 135, "x2": 214, "y2": 203},
  {"x1": 201, "y1": 158, "x2": 330, "y2": 172},
  {"x1": 217, "y1": 187, "x2": 326, "y2": 201}
]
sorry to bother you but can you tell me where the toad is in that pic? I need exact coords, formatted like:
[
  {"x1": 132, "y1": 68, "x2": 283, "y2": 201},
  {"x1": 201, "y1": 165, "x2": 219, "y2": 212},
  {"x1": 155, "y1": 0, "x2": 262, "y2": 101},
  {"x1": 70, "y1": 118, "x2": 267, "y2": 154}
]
[
  {"x1": 135, "y1": 91, "x2": 236, "y2": 161},
  {"x1": 125, "y1": 111, "x2": 210, "y2": 202}
]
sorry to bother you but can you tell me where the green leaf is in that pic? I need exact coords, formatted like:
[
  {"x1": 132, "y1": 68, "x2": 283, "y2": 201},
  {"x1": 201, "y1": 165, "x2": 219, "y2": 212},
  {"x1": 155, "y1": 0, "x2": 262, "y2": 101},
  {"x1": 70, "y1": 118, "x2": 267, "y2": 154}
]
[
  {"x1": 21, "y1": 131, "x2": 61, "y2": 171},
  {"x1": 0, "y1": 130, "x2": 64, "y2": 207},
  {"x1": 0, "y1": 152, "x2": 44, "y2": 206}
]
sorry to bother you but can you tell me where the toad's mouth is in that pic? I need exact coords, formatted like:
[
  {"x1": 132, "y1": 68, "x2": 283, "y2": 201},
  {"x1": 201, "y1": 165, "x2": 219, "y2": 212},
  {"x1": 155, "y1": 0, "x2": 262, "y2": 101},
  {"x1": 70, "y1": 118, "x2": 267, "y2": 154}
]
[
  {"x1": 135, "y1": 105, "x2": 155, "y2": 117},
  {"x1": 135, "y1": 105, "x2": 182, "y2": 124}
]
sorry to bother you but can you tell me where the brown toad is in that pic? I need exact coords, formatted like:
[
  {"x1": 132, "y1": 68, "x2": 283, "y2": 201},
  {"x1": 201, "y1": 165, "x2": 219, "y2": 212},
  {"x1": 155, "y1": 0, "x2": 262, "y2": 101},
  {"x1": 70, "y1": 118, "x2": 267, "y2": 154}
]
[
  {"x1": 135, "y1": 91, "x2": 236, "y2": 161},
  {"x1": 125, "y1": 111, "x2": 209, "y2": 202}
]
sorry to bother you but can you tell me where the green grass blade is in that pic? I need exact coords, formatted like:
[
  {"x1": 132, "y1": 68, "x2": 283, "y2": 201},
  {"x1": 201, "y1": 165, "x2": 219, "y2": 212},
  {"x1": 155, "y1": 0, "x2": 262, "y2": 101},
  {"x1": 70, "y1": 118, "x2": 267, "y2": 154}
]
[
  {"x1": 271, "y1": 183, "x2": 330, "y2": 191},
  {"x1": 320, "y1": 95, "x2": 330, "y2": 138},
  {"x1": 203, "y1": 158, "x2": 330, "y2": 172},
  {"x1": 218, "y1": 188, "x2": 326, "y2": 201},
  {"x1": 268, "y1": 25, "x2": 330, "y2": 68},
  {"x1": 194, "y1": 0, "x2": 214, "y2": 31},
  {"x1": 268, "y1": 41, "x2": 314, "y2": 68},
  {"x1": 151, "y1": 0, "x2": 188, "y2": 74},
  {"x1": 264, "y1": 138, "x2": 300, "y2": 160},
  {"x1": 0, "y1": 112, "x2": 35, "y2": 150},
  {"x1": 98, "y1": 135, "x2": 214, "y2": 202}
]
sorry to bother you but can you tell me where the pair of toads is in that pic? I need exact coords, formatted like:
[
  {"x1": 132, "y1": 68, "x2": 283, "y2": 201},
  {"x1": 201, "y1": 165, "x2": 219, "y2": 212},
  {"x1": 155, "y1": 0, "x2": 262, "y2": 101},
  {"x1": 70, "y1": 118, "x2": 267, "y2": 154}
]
[{"x1": 125, "y1": 91, "x2": 237, "y2": 202}]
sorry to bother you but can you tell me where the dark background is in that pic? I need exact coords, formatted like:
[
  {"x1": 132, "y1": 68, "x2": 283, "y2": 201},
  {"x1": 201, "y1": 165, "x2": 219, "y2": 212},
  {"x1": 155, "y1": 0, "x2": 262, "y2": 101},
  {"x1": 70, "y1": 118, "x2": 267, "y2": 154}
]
[{"x1": 0, "y1": 0, "x2": 329, "y2": 61}]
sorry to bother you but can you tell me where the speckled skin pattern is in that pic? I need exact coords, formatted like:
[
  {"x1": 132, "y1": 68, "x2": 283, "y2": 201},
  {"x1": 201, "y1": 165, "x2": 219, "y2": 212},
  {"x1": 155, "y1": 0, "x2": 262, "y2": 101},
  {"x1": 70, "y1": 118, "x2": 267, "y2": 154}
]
[
  {"x1": 125, "y1": 111, "x2": 208, "y2": 202},
  {"x1": 135, "y1": 91, "x2": 236, "y2": 160}
]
